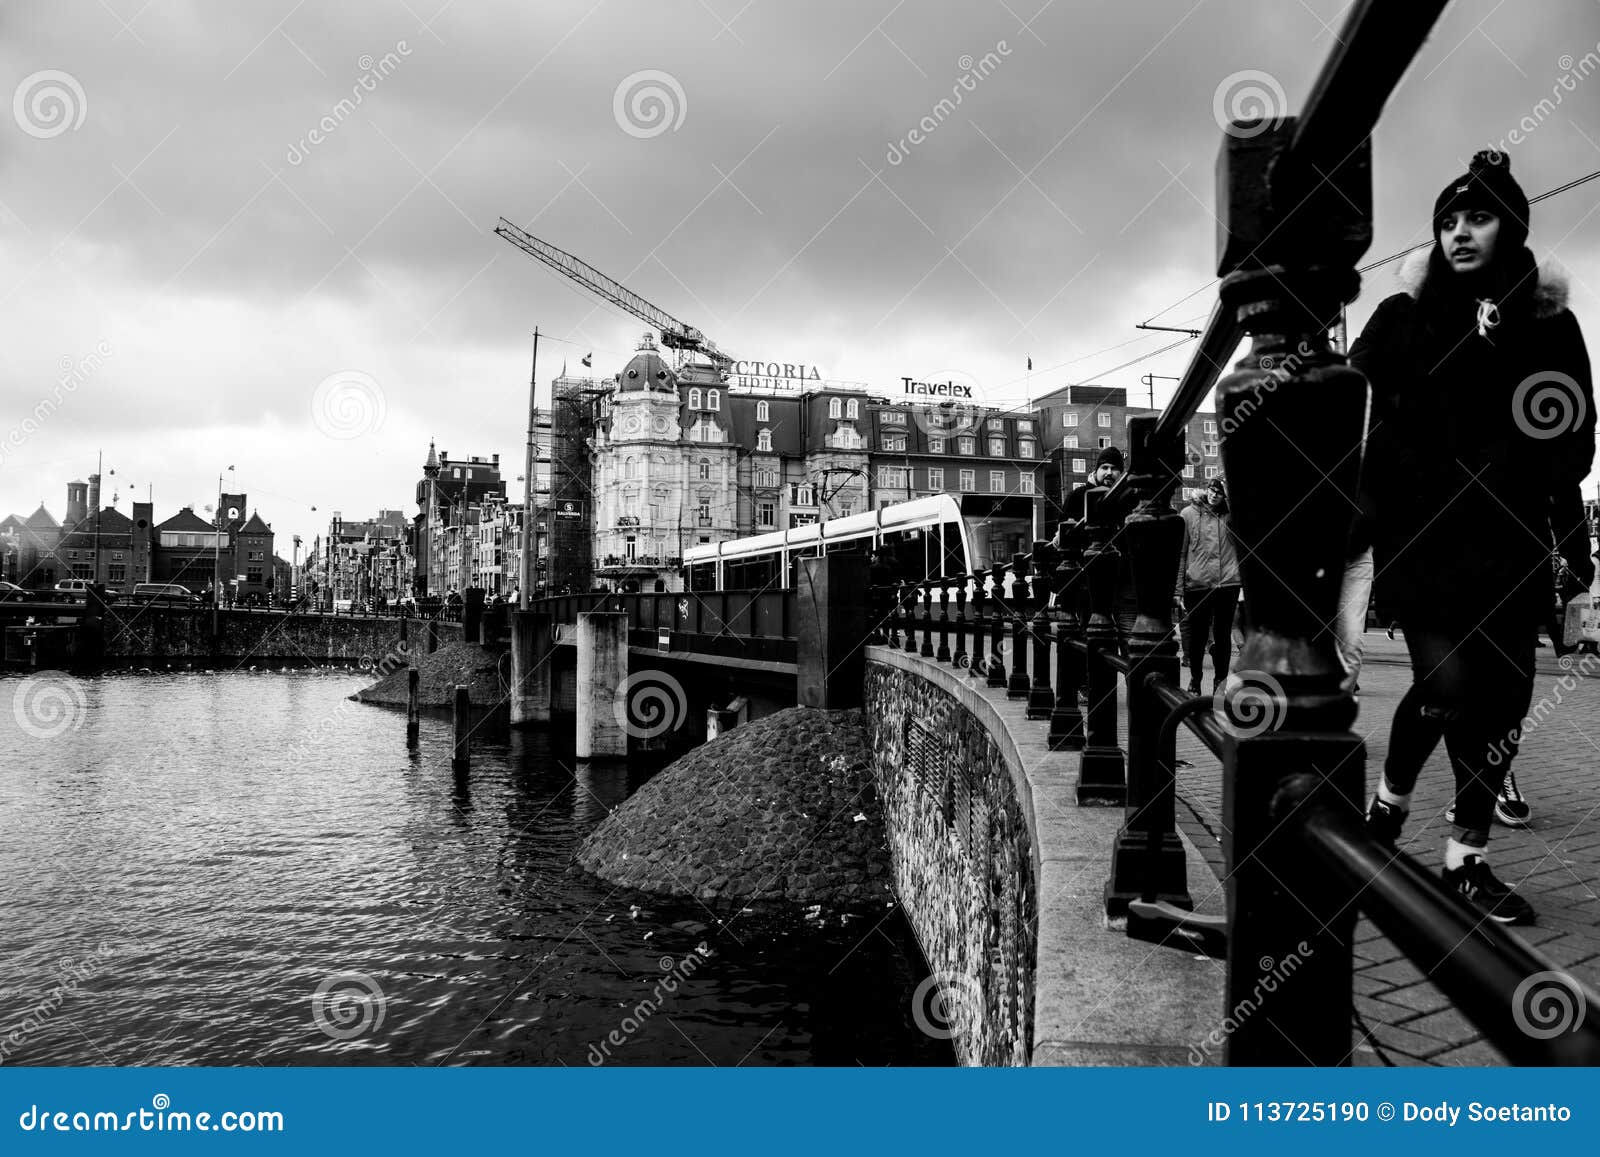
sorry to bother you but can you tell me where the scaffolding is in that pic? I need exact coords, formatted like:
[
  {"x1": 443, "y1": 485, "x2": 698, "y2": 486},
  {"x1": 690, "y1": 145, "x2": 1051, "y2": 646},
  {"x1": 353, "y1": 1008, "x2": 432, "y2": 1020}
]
[{"x1": 548, "y1": 374, "x2": 607, "y2": 593}]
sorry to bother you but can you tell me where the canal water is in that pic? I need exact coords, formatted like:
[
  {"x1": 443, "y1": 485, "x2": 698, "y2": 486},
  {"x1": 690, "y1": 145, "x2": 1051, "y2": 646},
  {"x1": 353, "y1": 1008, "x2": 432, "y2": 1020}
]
[{"x1": 0, "y1": 669, "x2": 950, "y2": 1066}]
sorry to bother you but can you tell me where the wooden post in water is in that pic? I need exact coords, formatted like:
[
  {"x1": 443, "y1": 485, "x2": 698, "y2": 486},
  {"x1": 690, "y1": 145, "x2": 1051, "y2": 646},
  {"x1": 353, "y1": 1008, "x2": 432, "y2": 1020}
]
[
  {"x1": 452, "y1": 684, "x2": 470, "y2": 772},
  {"x1": 406, "y1": 667, "x2": 420, "y2": 746}
]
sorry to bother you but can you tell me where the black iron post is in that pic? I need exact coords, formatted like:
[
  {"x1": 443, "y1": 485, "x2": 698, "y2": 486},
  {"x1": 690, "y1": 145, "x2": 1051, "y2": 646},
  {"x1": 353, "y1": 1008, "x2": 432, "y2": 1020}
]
[
  {"x1": 1026, "y1": 542, "x2": 1055, "y2": 719},
  {"x1": 1048, "y1": 531, "x2": 1085, "y2": 751},
  {"x1": 1077, "y1": 490, "x2": 1126, "y2": 805},
  {"x1": 986, "y1": 562, "x2": 1007, "y2": 688}
]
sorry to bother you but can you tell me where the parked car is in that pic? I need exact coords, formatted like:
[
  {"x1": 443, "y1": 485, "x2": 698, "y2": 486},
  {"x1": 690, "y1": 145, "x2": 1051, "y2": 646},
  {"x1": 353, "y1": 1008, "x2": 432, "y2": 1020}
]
[
  {"x1": 0, "y1": 580, "x2": 29, "y2": 601},
  {"x1": 132, "y1": 582, "x2": 198, "y2": 604},
  {"x1": 52, "y1": 579, "x2": 117, "y2": 603}
]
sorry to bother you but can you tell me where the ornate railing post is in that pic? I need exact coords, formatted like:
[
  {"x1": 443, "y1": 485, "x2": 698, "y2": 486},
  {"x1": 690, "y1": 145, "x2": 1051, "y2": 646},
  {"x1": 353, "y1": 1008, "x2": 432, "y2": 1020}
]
[
  {"x1": 903, "y1": 581, "x2": 919, "y2": 654},
  {"x1": 1215, "y1": 117, "x2": 1370, "y2": 1065},
  {"x1": 986, "y1": 562, "x2": 1007, "y2": 688},
  {"x1": 919, "y1": 577, "x2": 936, "y2": 659},
  {"x1": 887, "y1": 581, "x2": 903, "y2": 649},
  {"x1": 1048, "y1": 529, "x2": 1086, "y2": 751},
  {"x1": 952, "y1": 584, "x2": 968, "y2": 670},
  {"x1": 936, "y1": 577, "x2": 952, "y2": 664},
  {"x1": 1077, "y1": 490, "x2": 1126, "y2": 805},
  {"x1": 1106, "y1": 416, "x2": 1192, "y2": 918},
  {"x1": 968, "y1": 570, "x2": 987, "y2": 678},
  {"x1": 1027, "y1": 542, "x2": 1055, "y2": 719},
  {"x1": 1006, "y1": 552, "x2": 1031, "y2": 699}
]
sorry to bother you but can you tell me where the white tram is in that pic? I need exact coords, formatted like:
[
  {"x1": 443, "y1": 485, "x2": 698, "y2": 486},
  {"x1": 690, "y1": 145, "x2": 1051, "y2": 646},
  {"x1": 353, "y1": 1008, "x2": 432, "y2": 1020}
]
[{"x1": 682, "y1": 494, "x2": 1036, "y2": 591}]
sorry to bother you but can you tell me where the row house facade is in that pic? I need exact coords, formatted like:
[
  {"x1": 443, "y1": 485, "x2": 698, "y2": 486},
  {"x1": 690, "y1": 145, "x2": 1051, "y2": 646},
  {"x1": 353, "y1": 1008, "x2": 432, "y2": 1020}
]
[{"x1": 413, "y1": 443, "x2": 506, "y2": 597}]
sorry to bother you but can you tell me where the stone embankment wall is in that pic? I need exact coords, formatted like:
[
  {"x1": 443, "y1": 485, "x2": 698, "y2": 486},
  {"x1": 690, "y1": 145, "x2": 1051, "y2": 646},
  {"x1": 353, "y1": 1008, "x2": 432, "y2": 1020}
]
[
  {"x1": 100, "y1": 607, "x2": 462, "y2": 666},
  {"x1": 352, "y1": 639, "x2": 506, "y2": 709},
  {"x1": 578, "y1": 706, "x2": 893, "y2": 909},
  {"x1": 863, "y1": 659, "x2": 1036, "y2": 1067}
]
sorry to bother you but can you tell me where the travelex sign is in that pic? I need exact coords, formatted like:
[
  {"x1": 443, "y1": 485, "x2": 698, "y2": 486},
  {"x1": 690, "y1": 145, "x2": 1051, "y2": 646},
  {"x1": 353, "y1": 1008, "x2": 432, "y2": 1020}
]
[
  {"x1": 728, "y1": 361, "x2": 822, "y2": 393},
  {"x1": 901, "y1": 377, "x2": 975, "y2": 399}
]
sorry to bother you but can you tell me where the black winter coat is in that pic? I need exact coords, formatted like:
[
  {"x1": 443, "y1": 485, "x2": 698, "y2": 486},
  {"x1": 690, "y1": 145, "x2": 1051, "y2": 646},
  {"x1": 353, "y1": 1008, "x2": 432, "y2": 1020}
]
[{"x1": 1350, "y1": 250, "x2": 1595, "y2": 627}]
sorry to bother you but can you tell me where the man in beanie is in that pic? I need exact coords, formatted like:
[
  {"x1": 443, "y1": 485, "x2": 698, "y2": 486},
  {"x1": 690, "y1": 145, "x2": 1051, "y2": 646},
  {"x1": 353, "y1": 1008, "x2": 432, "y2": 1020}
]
[
  {"x1": 1054, "y1": 444, "x2": 1138, "y2": 652},
  {"x1": 1353, "y1": 151, "x2": 1594, "y2": 925}
]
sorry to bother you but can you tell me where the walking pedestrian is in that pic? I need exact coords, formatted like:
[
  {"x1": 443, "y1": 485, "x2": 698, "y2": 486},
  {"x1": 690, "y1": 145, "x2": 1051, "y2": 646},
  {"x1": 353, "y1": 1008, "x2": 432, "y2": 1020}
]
[
  {"x1": 1355, "y1": 152, "x2": 1594, "y2": 924},
  {"x1": 1176, "y1": 475, "x2": 1241, "y2": 696},
  {"x1": 1334, "y1": 500, "x2": 1376, "y2": 693}
]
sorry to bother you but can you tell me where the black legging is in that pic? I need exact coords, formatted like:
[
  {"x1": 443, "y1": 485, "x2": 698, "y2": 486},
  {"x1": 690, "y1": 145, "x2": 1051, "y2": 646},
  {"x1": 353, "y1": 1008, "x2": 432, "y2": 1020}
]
[
  {"x1": 1182, "y1": 584, "x2": 1241, "y2": 685},
  {"x1": 1385, "y1": 610, "x2": 1535, "y2": 841}
]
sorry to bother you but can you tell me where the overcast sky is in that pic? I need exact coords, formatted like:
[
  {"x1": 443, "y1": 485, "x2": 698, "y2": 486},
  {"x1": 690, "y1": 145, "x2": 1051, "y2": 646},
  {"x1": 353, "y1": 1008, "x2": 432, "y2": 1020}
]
[{"x1": 4, "y1": 0, "x2": 1599, "y2": 550}]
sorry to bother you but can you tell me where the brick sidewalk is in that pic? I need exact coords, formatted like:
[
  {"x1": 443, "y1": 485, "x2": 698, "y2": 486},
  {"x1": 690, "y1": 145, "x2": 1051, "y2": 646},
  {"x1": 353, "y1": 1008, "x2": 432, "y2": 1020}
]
[{"x1": 1165, "y1": 632, "x2": 1600, "y2": 1065}]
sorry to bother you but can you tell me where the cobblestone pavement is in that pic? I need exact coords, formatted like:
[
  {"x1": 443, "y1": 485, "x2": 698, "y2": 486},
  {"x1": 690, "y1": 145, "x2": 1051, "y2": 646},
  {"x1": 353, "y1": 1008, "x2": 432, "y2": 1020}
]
[{"x1": 1166, "y1": 632, "x2": 1600, "y2": 1066}]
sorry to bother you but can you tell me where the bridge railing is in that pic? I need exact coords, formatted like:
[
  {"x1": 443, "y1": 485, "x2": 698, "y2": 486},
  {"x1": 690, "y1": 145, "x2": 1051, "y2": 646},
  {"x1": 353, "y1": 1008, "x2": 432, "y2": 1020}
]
[
  {"x1": 528, "y1": 588, "x2": 798, "y2": 664},
  {"x1": 873, "y1": 0, "x2": 1600, "y2": 1066}
]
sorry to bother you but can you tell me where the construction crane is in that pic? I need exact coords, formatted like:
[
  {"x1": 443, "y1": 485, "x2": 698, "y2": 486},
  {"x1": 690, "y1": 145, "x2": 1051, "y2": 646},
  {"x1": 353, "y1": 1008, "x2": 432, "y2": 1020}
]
[{"x1": 494, "y1": 217, "x2": 732, "y2": 374}]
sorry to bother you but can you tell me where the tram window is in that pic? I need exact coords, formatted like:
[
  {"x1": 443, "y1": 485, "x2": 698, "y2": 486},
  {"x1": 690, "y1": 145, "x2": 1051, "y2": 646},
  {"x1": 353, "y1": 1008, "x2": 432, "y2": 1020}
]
[
  {"x1": 940, "y1": 520, "x2": 966, "y2": 576},
  {"x1": 687, "y1": 562, "x2": 716, "y2": 591},
  {"x1": 726, "y1": 554, "x2": 778, "y2": 590}
]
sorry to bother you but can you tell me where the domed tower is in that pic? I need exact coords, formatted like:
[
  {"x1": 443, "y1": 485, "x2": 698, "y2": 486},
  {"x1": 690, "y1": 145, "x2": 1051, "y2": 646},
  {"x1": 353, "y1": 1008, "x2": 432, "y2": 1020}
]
[{"x1": 595, "y1": 334, "x2": 692, "y2": 590}]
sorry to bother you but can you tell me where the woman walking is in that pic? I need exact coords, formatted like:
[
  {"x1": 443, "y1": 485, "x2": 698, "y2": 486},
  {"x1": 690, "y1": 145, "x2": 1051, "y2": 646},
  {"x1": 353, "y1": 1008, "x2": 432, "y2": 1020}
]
[
  {"x1": 1176, "y1": 474, "x2": 1242, "y2": 696},
  {"x1": 1354, "y1": 152, "x2": 1594, "y2": 924}
]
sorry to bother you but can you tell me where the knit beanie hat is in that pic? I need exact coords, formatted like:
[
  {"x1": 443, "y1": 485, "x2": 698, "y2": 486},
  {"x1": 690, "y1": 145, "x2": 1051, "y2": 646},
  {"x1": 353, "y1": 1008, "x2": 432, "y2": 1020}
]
[
  {"x1": 1095, "y1": 445, "x2": 1124, "y2": 470},
  {"x1": 1433, "y1": 151, "x2": 1530, "y2": 250}
]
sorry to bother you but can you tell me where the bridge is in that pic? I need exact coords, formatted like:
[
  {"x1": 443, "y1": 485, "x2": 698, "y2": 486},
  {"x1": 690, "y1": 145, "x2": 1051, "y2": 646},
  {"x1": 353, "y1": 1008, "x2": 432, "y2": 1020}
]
[{"x1": 507, "y1": 0, "x2": 1600, "y2": 1067}]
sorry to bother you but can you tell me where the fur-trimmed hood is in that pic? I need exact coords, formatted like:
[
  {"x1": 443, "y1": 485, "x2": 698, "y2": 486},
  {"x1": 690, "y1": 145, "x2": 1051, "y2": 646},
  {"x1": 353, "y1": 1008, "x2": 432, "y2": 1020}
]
[{"x1": 1395, "y1": 247, "x2": 1569, "y2": 318}]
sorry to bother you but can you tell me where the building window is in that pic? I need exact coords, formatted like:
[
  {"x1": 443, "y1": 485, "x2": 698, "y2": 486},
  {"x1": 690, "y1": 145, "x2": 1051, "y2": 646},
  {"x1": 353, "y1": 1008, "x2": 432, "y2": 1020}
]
[
  {"x1": 1065, "y1": 435, "x2": 1079, "y2": 449},
  {"x1": 984, "y1": 418, "x2": 1002, "y2": 432},
  {"x1": 1072, "y1": 457, "x2": 1087, "y2": 473},
  {"x1": 958, "y1": 436, "x2": 975, "y2": 455},
  {"x1": 698, "y1": 458, "x2": 711, "y2": 480},
  {"x1": 709, "y1": 389, "x2": 720, "y2": 411},
  {"x1": 1018, "y1": 439, "x2": 1035, "y2": 458},
  {"x1": 791, "y1": 484, "x2": 817, "y2": 506},
  {"x1": 1099, "y1": 436, "x2": 1110, "y2": 449},
  {"x1": 1204, "y1": 419, "x2": 1217, "y2": 434},
  {"x1": 929, "y1": 437, "x2": 944, "y2": 453},
  {"x1": 1204, "y1": 442, "x2": 1219, "y2": 457},
  {"x1": 1064, "y1": 412, "x2": 1078, "y2": 427},
  {"x1": 625, "y1": 534, "x2": 637, "y2": 560},
  {"x1": 1016, "y1": 419, "x2": 1034, "y2": 433},
  {"x1": 846, "y1": 398, "x2": 859, "y2": 419},
  {"x1": 1019, "y1": 473, "x2": 1035, "y2": 495},
  {"x1": 696, "y1": 502, "x2": 713, "y2": 526},
  {"x1": 756, "y1": 467, "x2": 777, "y2": 488},
  {"x1": 880, "y1": 410, "x2": 906, "y2": 425},
  {"x1": 959, "y1": 469, "x2": 975, "y2": 492},
  {"x1": 829, "y1": 424, "x2": 862, "y2": 450},
  {"x1": 878, "y1": 466, "x2": 908, "y2": 489},
  {"x1": 108, "y1": 564, "x2": 127, "y2": 582},
  {"x1": 1205, "y1": 465, "x2": 1220, "y2": 479},
  {"x1": 828, "y1": 397, "x2": 841, "y2": 419},
  {"x1": 625, "y1": 456, "x2": 638, "y2": 479},
  {"x1": 840, "y1": 503, "x2": 853, "y2": 517},
  {"x1": 688, "y1": 388, "x2": 702, "y2": 409},
  {"x1": 883, "y1": 433, "x2": 906, "y2": 452},
  {"x1": 757, "y1": 428, "x2": 772, "y2": 452},
  {"x1": 990, "y1": 470, "x2": 1005, "y2": 492},
  {"x1": 1183, "y1": 464, "x2": 1195, "y2": 478},
  {"x1": 928, "y1": 467, "x2": 945, "y2": 490},
  {"x1": 1097, "y1": 412, "x2": 1111, "y2": 427},
  {"x1": 988, "y1": 436, "x2": 1005, "y2": 456},
  {"x1": 758, "y1": 501, "x2": 775, "y2": 528},
  {"x1": 756, "y1": 400, "x2": 770, "y2": 421}
]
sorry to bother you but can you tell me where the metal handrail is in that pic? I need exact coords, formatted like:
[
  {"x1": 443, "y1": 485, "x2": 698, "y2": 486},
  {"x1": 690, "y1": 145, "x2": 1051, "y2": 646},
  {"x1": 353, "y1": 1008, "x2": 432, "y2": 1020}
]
[{"x1": 1284, "y1": 778, "x2": 1600, "y2": 1065}]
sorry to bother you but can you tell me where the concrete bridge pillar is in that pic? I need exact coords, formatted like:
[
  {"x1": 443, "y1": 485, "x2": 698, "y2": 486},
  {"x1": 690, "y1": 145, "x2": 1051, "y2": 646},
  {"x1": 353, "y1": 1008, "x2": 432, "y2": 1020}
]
[
  {"x1": 576, "y1": 611, "x2": 628, "y2": 758},
  {"x1": 797, "y1": 553, "x2": 868, "y2": 709},
  {"x1": 509, "y1": 610, "x2": 554, "y2": 726}
]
